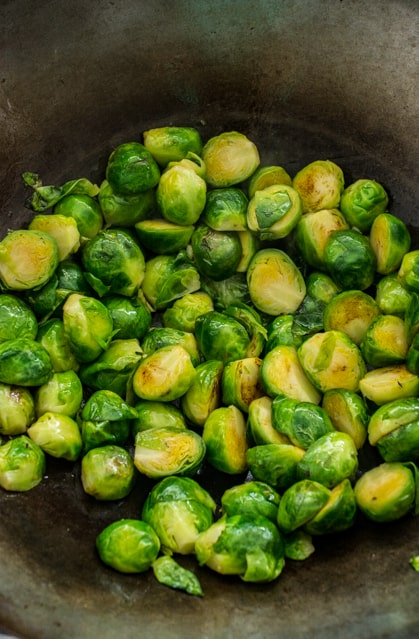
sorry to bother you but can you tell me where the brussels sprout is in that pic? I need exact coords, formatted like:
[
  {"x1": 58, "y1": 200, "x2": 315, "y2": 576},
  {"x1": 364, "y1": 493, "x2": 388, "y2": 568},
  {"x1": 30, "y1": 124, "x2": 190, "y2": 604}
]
[
  {"x1": 105, "y1": 141, "x2": 160, "y2": 195},
  {"x1": 181, "y1": 360, "x2": 223, "y2": 428},
  {"x1": 247, "y1": 165, "x2": 292, "y2": 198},
  {"x1": 271, "y1": 397, "x2": 335, "y2": 450},
  {"x1": 323, "y1": 290, "x2": 381, "y2": 345},
  {"x1": 0, "y1": 229, "x2": 59, "y2": 291},
  {"x1": 81, "y1": 389, "x2": 138, "y2": 422},
  {"x1": 223, "y1": 303, "x2": 267, "y2": 358},
  {"x1": 190, "y1": 224, "x2": 242, "y2": 281},
  {"x1": 132, "y1": 344, "x2": 196, "y2": 402},
  {"x1": 221, "y1": 480, "x2": 280, "y2": 523},
  {"x1": 131, "y1": 400, "x2": 187, "y2": 435},
  {"x1": 370, "y1": 212, "x2": 411, "y2": 274},
  {"x1": 36, "y1": 319, "x2": 80, "y2": 372},
  {"x1": 157, "y1": 162, "x2": 206, "y2": 226},
  {"x1": 405, "y1": 292, "x2": 419, "y2": 343},
  {"x1": 62, "y1": 293, "x2": 114, "y2": 363},
  {"x1": 354, "y1": 462, "x2": 416, "y2": 522},
  {"x1": 162, "y1": 291, "x2": 214, "y2": 333},
  {"x1": 283, "y1": 530, "x2": 315, "y2": 561},
  {"x1": 367, "y1": 397, "x2": 419, "y2": 462},
  {"x1": 152, "y1": 555, "x2": 203, "y2": 597},
  {"x1": 96, "y1": 519, "x2": 161, "y2": 574},
  {"x1": 29, "y1": 213, "x2": 80, "y2": 261},
  {"x1": 375, "y1": 274, "x2": 412, "y2": 317},
  {"x1": 34, "y1": 370, "x2": 83, "y2": 418},
  {"x1": 247, "y1": 248, "x2": 306, "y2": 316},
  {"x1": 247, "y1": 184, "x2": 303, "y2": 240},
  {"x1": 81, "y1": 228, "x2": 145, "y2": 298},
  {"x1": 398, "y1": 250, "x2": 419, "y2": 293},
  {"x1": 141, "y1": 327, "x2": 200, "y2": 367},
  {"x1": 359, "y1": 365, "x2": 419, "y2": 405},
  {"x1": 260, "y1": 345, "x2": 321, "y2": 404},
  {"x1": 406, "y1": 332, "x2": 419, "y2": 375},
  {"x1": 276, "y1": 479, "x2": 331, "y2": 534},
  {"x1": 292, "y1": 160, "x2": 344, "y2": 213},
  {"x1": 134, "y1": 219, "x2": 194, "y2": 254},
  {"x1": 298, "y1": 330, "x2": 367, "y2": 393},
  {"x1": 202, "y1": 187, "x2": 248, "y2": 231},
  {"x1": 360, "y1": 314, "x2": 408, "y2": 367},
  {"x1": 195, "y1": 514, "x2": 285, "y2": 583},
  {"x1": 0, "y1": 338, "x2": 52, "y2": 386},
  {"x1": 141, "y1": 476, "x2": 216, "y2": 554},
  {"x1": 306, "y1": 272, "x2": 340, "y2": 305},
  {"x1": 202, "y1": 131, "x2": 260, "y2": 188},
  {"x1": 102, "y1": 294, "x2": 151, "y2": 341},
  {"x1": 304, "y1": 479, "x2": 357, "y2": 535},
  {"x1": 340, "y1": 179, "x2": 389, "y2": 232},
  {"x1": 141, "y1": 253, "x2": 200, "y2": 311},
  {"x1": 200, "y1": 272, "x2": 251, "y2": 310},
  {"x1": 54, "y1": 193, "x2": 103, "y2": 240},
  {"x1": 246, "y1": 443, "x2": 305, "y2": 490},
  {"x1": 143, "y1": 126, "x2": 203, "y2": 167},
  {"x1": 0, "y1": 435, "x2": 46, "y2": 492},
  {"x1": 134, "y1": 426, "x2": 205, "y2": 479},
  {"x1": 264, "y1": 314, "x2": 300, "y2": 353},
  {"x1": 202, "y1": 405, "x2": 248, "y2": 474},
  {"x1": 295, "y1": 208, "x2": 349, "y2": 269},
  {"x1": 79, "y1": 339, "x2": 143, "y2": 397},
  {"x1": 55, "y1": 259, "x2": 93, "y2": 297},
  {"x1": 0, "y1": 294, "x2": 38, "y2": 343},
  {"x1": 27, "y1": 412, "x2": 82, "y2": 461},
  {"x1": 324, "y1": 229, "x2": 376, "y2": 291},
  {"x1": 81, "y1": 444, "x2": 136, "y2": 500},
  {"x1": 376, "y1": 420, "x2": 419, "y2": 463},
  {"x1": 247, "y1": 396, "x2": 291, "y2": 446},
  {"x1": 194, "y1": 310, "x2": 250, "y2": 364},
  {"x1": 291, "y1": 294, "x2": 325, "y2": 341},
  {"x1": 98, "y1": 179, "x2": 155, "y2": 227},
  {"x1": 221, "y1": 357, "x2": 263, "y2": 413},
  {"x1": 80, "y1": 419, "x2": 131, "y2": 454},
  {"x1": 409, "y1": 556, "x2": 419, "y2": 572},
  {"x1": 322, "y1": 388, "x2": 369, "y2": 450},
  {"x1": 297, "y1": 432, "x2": 359, "y2": 489},
  {"x1": 236, "y1": 230, "x2": 260, "y2": 273},
  {"x1": 0, "y1": 383, "x2": 35, "y2": 435}
]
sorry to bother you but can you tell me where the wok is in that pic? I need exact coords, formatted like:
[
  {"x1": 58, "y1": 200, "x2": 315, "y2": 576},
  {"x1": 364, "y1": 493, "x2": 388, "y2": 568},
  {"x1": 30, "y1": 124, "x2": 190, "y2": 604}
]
[{"x1": 0, "y1": 1, "x2": 418, "y2": 637}]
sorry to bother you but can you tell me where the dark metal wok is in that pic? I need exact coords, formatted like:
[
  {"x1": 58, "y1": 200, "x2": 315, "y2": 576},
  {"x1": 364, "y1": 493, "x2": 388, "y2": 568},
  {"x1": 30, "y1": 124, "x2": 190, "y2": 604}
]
[{"x1": 0, "y1": 1, "x2": 418, "y2": 637}]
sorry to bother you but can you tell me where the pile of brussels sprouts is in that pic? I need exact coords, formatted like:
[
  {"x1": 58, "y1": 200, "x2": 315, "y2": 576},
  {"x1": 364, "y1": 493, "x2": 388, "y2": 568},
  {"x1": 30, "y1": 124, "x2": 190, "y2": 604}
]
[{"x1": 0, "y1": 126, "x2": 418, "y2": 595}]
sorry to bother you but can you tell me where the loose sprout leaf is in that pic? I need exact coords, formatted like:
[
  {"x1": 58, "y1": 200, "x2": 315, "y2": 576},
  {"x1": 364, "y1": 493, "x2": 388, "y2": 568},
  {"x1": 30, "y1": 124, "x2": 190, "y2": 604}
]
[
  {"x1": 152, "y1": 555, "x2": 203, "y2": 596},
  {"x1": 409, "y1": 556, "x2": 419, "y2": 572},
  {"x1": 23, "y1": 173, "x2": 99, "y2": 212}
]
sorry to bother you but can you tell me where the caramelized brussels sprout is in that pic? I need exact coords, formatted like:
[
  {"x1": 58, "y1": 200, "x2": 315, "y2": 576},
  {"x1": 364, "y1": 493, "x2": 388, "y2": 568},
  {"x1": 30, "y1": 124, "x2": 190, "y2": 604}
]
[
  {"x1": 360, "y1": 314, "x2": 408, "y2": 367},
  {"x1": 202, "y1": 405, "x2": 248, "y2": 474},
  {"x1": 292, "y1": 160, "x2": 344, "y2": 213},
  {"x1": 181, "y1": 360, "x2": 223, "y2": 428},
  {"x1": 247, "y1": 396, "x2": 291, "y2": 446},
  {"x1": 132, "y1": 344, "x2": 196, "y2": 402},
  {"x1": 261, "y1": 344, "x2": 321, "y2": 403},
  {"x1": 359, "y1": 365, "x2": 419, "y2": 405},
  {"x1": 295, "y1": 208, "x2": 348, "y2": 269},
  {"x1": 370, "y1": 212, "x2": 411, "y2": 274},
  {"x1": 221, "y1": 357, "x2": 264, "y2": 413},
  {"x1": 0, "y1": 229, "x2": 59, "y2": 291},
  {"x1": 322, "y1": 388, "x2": 369, "y2": 450},
  {"x1": 202, "y1": 131, "x2": 260, "y2": 188},
  {"x1": 323, "y1": 290, "x2": 381, "y2": 345}
]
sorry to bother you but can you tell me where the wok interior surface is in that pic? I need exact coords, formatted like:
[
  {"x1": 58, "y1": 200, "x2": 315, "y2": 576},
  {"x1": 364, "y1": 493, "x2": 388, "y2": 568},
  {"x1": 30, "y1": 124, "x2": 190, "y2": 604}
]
[{"x1": 1, "y1": 1, "x2": 418, "y2": 637}]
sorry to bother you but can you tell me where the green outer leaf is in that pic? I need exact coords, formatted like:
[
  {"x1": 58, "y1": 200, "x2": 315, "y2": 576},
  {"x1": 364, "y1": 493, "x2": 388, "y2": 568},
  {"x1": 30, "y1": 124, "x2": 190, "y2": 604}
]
[{"x1": 152, "y1": 555, "x2": 203, "y2": 596}]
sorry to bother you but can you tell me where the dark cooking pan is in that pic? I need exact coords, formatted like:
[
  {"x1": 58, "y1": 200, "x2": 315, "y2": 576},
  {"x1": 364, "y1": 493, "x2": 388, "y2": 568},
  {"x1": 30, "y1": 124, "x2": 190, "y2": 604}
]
[{"x1": 0, "y1": 1, "x2": 418, "y2": 637}]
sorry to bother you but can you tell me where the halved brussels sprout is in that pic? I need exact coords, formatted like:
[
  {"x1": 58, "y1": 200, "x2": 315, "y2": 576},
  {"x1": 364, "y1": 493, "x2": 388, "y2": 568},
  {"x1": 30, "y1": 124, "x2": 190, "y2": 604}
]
[
  {"x1": 0, "y1": 383, "x2": 35, "y2": 435},
  {"x1": 98, "y1": 179, "x2": 155, "y2": 227},
  {"x1": 181, "y1": 360, "x2": 223, "y2": 428},
  {"x1": 221, "y1": 357, "x2": 264, "y2": 413},
  {"x1": 81, "y1": 444, "x2": 136, "y2": 500},
  {"x1": 102, "y1": 294, "x2": 151, "y2": 341},
  {"x1": 247, "y1": 248, "x2": 306, "y2": 316},
  {"x1": 292, "y1": 160, "x2": 344, "y2": 213},
  {"x1": 236, "y1": 230, "x2": 260, "y2": 273},
  {"x1": 376, "y1": 419, "x2": 419, "y2": 463},
  {"x1": 0, "y1": 229, "x2": 59, "y2": 291},
  {"x1": 359, "y1": 365, "x2": 419, "y2": 405},
  {"x1": 62, "y1": 293, "x2": 114, "y2": 363},
  {"x1": 0, "y1": 294, "x2": 38, "y2": 343},
  {"x1": 132, "y1": 344, "x2": 196, "y2": 402},
  {"x1": 195, "y1": 514, "x2": 285, "y2": 583},
  {"x1": 397, "y1": 250, "x2": 419, "y2": 293},
  {"x1": 152, "y1": 555, "x2": 203, "y2": 597},
  {"x1": 194, "y1": 310, "x2": 250, "y2": 364},
  {"x1": 354, "y1": 462, "x2": 416, "y2": 522},
  {"x1": 105, "y1": 141, "x2": 161, "y2": 195},
  {"x1": 36, "y1": 319, "x2": 80, "y2": 372},
  {"x1": 322, "y1": 388, "x2": 369, "y2": 450},
  {"x1": 27, "y1": 412, "x2": 82, "y2": 461},
  {"x1": 29, "y1": 213, "x2": 80, "y2": 261},
  {"x1": 324, "y1": 229, "x2": 376, "y2": 291},
  {"x1": 295, "y1": 208, "x2": 348, "y2": 269},
  {"x1": 261, "y1": 345, "x2": 321, "y2": 404},
  {"x1": 405, "y1": 292, "x2": 419, "y2": 343},
  {"x1": 141, "y1": 476, "x2": 216, "y2": 554},
  {"x1": 247, "y1": 184, "x2": 303, "y2": 240},
  {"x1": 202, "y1": 131, "x2": 260, "y2": 188},
  {"x1": 0, "y1": 435, "x2": 46, "y2": 492},
  {"x1": 407, "y1": 333, "x2": 419, "y2": 375},
  {"x1": 367, "y1": 397, "x2": 419, "y2": 462},
  {"x1": 306, "y1": 272, "x2": 340, "y2": 305},
  {"x1": 340, "y1": 178, "x2": 389, "y2": 232},
  {"x1": 375, "y1": 274, "x2": 412, "y2": 317},
  {"x1": 131, "y1": 400, "x2": 187, "y2": 435},
  {"x1": 202, "y1": 187, "x2": 248, "y2": 231},
  {"x1": 360, "y1": 314, "x2": 408, "y2": 368},
  {"x1": 34, "y1": 370, "x2": 83, "y2": 418},
  {"x1": 304, "y1": 479, "x2": 357, "y2": 535},
  {"x1": 323, "y1": 290, "x2": 381, "y2": 345},
  {"x1": 143, "y1": 126, "x2": 203, "y2": 167},
  {"x1": 247, "y1": 165, "x2": 292, "y2": 198},
  {"x1": 191, "y1": 224, "x2": 242, "y2": 281},
  {"x1": 157, "y1": 163, "x2": 206, "y2": 225},
  {"x1": 202, "y1": 405, "x2": 248, "y2": 474},
  {"x1": 246, "y1": 443, "x2": 305, "y2": 491},
  {"x1": 221, "y1": 480, "x2": 280, "y2": 523},
  {"x1": 96, "y1": 519, "x2": 161, "y2": 573},
  {"x1": 0, "y1": 338, "x2": 52, "y2": 386},
  {"x1": 54, "y1": 193, "x2": 103, "y2": 240},
  {"x1": 297, "y1": 431, "x2": 359, "y2": 489},
  {"x1": 271, "y1": 397, "x2": 335, "y2": 450},
  {"x1": 162, "y1": 291, "x2": 214, "y2": 333},
  {"x1": 298, "y1": 330, "x2": 367, "y2": 393},
  {"x1": 247, "y1": 396, "x2": 291, "y2": 446},
  {"x1": 134, "y1": 219, "x2": 194, "y2": 254},
  {"x1": 141, "y1": 253, "x2": 200, "y2": 311},
  {"x1": 276, "y1": 479, "x2": 331, "y2": 534},
  {"x1": 370, "y1": 212, "x2": 411, "y2": 274},
  {"x1": 141, "y1": 327, "x2": 200, "y2": 366}
]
